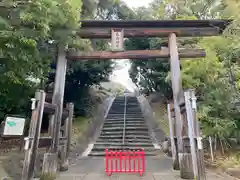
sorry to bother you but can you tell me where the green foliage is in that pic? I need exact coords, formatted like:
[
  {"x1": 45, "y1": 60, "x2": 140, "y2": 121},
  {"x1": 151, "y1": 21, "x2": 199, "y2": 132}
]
[
  {"x1": 47, "y1": 0, "x2": 127, "y2": 116},
  {"x1": 0, "y1": 0, "x2": 83, "y2": 120},
  {"x1": 1, "y1": 0, "x2": 129, "y2": 120},
  {"x1": 125, "y1": 37, "x2": 172, "y2": 98},
  {"x1": 1, "y1": 0, "x2": 240, "y2": 146},
  {"x1": 57, "y1": 0, "x2": 137, "y2": 116},
  {"x1": 126, "y1": 0, "x2": 240, "y2": 142}
]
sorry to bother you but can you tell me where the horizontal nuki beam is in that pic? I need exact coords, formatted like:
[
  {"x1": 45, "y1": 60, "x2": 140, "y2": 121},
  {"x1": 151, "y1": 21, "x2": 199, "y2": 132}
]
[
  {"x1": 66, "y1": 48, "x2": 206, "y2": 60},
  {"x1": 43, "y1": 102, "x2": 69, "y2": 120},
  {"x1": 77, "y1": 27, "x2": 221, "y2": 38},
  {"x1": 38, "y1": 137, "x2": 66, "y2": 148}
]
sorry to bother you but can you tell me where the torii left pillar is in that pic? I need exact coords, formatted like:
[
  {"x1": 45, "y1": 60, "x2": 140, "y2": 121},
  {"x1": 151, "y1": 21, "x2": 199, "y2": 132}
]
[{"x1": 43, "y1": 44, "x2": 68, "y2": 174}]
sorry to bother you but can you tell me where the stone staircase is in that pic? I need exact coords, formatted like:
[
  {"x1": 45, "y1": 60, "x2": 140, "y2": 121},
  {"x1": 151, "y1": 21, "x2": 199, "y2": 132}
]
[{"x1": 88, "y1": 96, "x2": 158, "y2": 156}]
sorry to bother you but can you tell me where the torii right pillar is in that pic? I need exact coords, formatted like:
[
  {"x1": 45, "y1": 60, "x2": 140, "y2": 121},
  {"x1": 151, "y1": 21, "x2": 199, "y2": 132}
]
[{"x1": 169, "y1": 33, "x2": 193, "y2": 178}]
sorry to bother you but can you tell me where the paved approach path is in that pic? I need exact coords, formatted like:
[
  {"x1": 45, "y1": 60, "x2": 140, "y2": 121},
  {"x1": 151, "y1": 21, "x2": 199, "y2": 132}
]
[{"x1": 57, "y1": 156, "x2": 237, "y2": 180}]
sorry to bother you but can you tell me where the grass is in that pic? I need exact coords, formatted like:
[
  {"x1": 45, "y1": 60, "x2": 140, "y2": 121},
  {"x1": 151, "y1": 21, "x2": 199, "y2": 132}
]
[
  {"x1": 40, "y1": 173, "x2": 56, "y2": 180},
  {"x1": 205, "y1": 151, "x2": 240, "y2": 178},
  {"x1": 72, "y1": 116, "x2": 90, "y2": 143},
  {"x1": 150, "y1": 102, "x2": 170, "y2": 136},
  {"x1": 218, "y1": 152, "x2": 240, "y2": 169},
  {"x1": 206, "y1": 151, "x2": 240, "y2": 169}
]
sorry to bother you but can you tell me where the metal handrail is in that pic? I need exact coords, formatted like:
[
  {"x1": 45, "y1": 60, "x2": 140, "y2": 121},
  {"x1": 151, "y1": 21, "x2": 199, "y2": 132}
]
[{"x1": 122, "y1": 95, "x2": 127, "y2": 145}]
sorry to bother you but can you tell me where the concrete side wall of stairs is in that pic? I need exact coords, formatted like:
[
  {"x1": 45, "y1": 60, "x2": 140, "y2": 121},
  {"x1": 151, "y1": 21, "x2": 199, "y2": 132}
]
[{"x1": 138, "y1": 95, "x2": 166, "y2": 144}]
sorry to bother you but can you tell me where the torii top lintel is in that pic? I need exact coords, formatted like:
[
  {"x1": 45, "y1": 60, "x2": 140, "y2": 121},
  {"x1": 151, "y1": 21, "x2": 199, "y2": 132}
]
[{"x1": 78, "y1": 19, "x2": 232, "y2": 38}]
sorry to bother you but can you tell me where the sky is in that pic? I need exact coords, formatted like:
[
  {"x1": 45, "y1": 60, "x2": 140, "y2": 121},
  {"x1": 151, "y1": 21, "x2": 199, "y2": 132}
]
[{"x1": 109, "y1": 0, "x2": 153, "y2": 92}]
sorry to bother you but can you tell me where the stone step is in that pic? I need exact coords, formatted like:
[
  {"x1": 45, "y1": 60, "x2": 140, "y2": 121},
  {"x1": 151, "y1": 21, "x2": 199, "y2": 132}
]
[
  {"x1": 126, "y1": 109, "x2": 142, "y2": 111},
  {"x1": 105, "y1": 117, "x2": 125, "y2": 120},
  {"x1": 92, "y1": 146, "x2": 154, "y2": 151},
  {"x1": 89, "y1": 147, "x2": 157, "y2": 155},
  {"x1": 104, "y1": 120, "x2": 145, "y2": 123},
  {"x1": 107, "y1": 113, "x2": 143, "y2": 115},
  {"x1": 102, "y1": 127, "x2": 148, "y2": 131},
  {"x1": 107, "y1": 111, "x2": 124, "y2": 114},
  {"x1": 103, "y1": 122, "x2": 147, "y2": 127},
  {"x1": 100, "y1": 131, "x2": 149, "y2": 136},
  {"x1": 103, "y1": 121, "x2": 146, "y2": 124},
  {"x1": 105, "y1": 118, "x2": 145, "y2": 121},
  {"x1": 108, "y1": 109, "x2": 124, "y2": 111},
  {"x1": 106, "y1": 114, "x2": 144, "y2": 117},
  {"x1": 106, "y1": 114, "x2": 124, "y2": 116},
  {"x1": 94, "y1": 142, "x2": 153, "y2": 146},
  {"x1": 91, "y1": 146, "x2": 156, "y2": 151},
  {"x1": 110, "y1": 107, "x2": 124, "y2": 109},
  {"x1": 101, "y1": 129, "x2": 150, "y2": 133},
  {"x1": 104, "y1": 122, "x2": 145, "y2": 126},
  {"x1": 106, "y1": 116, "x2": 144, "y2": 119},
  {"x1": 96, "y1": 138, "x2": 153, "y2": 143},
  {"x1": 98, "y1": 135, "x2": 151, "y2": 140},
  {"x1": 103, "y1": 123, "x2": 146, "y2": 126},
  {"x1": 124, "y1": 114, "x2": 143, "y2": 116},
  {"x1": 126, "y1": 106, "x2": 141, "y2": 107},
  {"x1": 125, "y1": 116, "x2": 144, "y2": 119},
  {"x1": 106, "y1": 113, "x2": 124, "y2": 116},
  {"x1": 126, "y1": 108, "x2": 142, "y2": 110},
  {"x1": 107, "y1": 112, "x2": 124, "y2": 114},
  {"x1": 105, "y1": 117, "x2": 145, "y2": 120},
  {"x1": 108, "y1": 108, "x2": 125, "y2": 110},
  {"x1": 88, "y1": 151, "x2": 157, "y2": 156},
  {"x1": 98, "y1": 137, "x2": 152, "y2": 141},
  {"x1": 110, "y1": 104, "x2": 125, "y2": 106}
]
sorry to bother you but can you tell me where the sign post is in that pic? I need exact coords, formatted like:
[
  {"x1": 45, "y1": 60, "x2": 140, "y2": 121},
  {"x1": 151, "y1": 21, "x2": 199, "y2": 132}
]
[
  {"x1": 3, "y1": 116, "x2": 26, "y2": 136},
  {"x1": 111, "y1": 28, "x2": 124, "y2": 52}
]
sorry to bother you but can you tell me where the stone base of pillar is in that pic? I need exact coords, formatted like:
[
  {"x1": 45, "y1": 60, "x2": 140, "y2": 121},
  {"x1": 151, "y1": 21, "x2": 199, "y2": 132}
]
[{"x1": 179, "y1": 153, "x2": 194, "y2": 179}]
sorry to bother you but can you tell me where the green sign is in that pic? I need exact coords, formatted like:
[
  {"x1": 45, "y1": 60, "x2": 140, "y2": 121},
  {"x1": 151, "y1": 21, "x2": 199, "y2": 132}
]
[{"x1": 7, "y1": 121, "x2": 17, "y2": 127}]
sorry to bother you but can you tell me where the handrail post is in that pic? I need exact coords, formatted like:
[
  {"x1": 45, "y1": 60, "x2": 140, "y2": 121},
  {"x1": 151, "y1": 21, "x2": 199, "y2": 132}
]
[{"x1": 59, "y1": 103, "x2": 74, "y2": 171}]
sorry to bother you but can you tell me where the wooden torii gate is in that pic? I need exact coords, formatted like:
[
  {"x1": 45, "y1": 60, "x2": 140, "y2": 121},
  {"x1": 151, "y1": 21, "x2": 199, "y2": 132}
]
[{"x1": 51, "y1": 19, "x2": 230, "y2": 178}]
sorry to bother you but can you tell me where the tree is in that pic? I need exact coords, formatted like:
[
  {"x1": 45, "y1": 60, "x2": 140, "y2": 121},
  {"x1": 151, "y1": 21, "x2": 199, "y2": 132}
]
[
  {"x1": 126, "y1": 0, "x2": 240, "y2": 142},
  {"x1": 124, "y1": 8, "x2": 172, "y2": 98},
  {"x1": 46, "y1": 0, "x2": 136, "y2": 116},
  {"x1": 0, "y1": 0, "x2": 82, "y2": 119}
]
